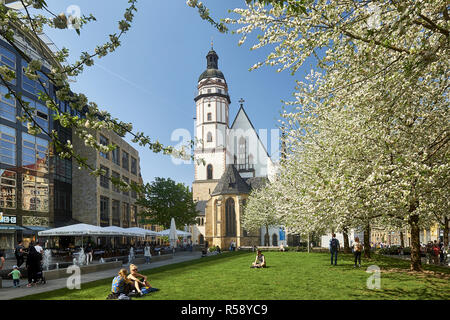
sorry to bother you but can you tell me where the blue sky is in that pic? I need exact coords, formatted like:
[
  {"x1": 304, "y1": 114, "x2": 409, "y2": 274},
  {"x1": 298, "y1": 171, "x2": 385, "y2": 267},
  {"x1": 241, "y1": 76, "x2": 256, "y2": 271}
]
[{"x1": 42, "y1": 0, "x2": 310, "y2": 186}]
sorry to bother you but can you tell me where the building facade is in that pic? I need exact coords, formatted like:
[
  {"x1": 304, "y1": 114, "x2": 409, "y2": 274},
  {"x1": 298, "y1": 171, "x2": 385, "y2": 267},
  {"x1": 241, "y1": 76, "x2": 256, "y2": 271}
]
[
  {"x1": 191, "y1": 48, "x2": 280, "y2": 249},
  {"x1": 72, "y1": 129, "x2": 142, "y2": 230},
  {"x1": 0, "y1": 11, "x2": 145, "y2": 254},
  {"x1": 0, "y1": 23, "x2": 68, "y2": 254}
]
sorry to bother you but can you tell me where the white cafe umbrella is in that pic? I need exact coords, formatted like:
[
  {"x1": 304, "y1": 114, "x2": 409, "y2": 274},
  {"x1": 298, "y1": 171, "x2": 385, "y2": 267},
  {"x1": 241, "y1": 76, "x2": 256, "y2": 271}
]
[
  {"x1": 38, "y1": 223, "x2": 122, "y2": 247},
  {"x1": 169, "y1": 218, "x2": 178, "y2": 248},
  {"x1": 158, "y1": 229, "x2": 192, "y2": 237},
  {"x1": 126, "y1": 227, "x2": 160, "y2": 237},
  {"x1": 39, "y1": 224, "x2": 119, "y2": 236},
  {"x1": 102, "y1": 226, "x2": 138, "y2": 237}
]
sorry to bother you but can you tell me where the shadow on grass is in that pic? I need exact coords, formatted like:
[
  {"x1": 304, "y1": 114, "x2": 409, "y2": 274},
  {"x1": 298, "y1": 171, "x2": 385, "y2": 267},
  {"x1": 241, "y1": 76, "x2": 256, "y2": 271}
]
[{"x1": 15, "y1": 252, "x2": 251, "y2": 300}]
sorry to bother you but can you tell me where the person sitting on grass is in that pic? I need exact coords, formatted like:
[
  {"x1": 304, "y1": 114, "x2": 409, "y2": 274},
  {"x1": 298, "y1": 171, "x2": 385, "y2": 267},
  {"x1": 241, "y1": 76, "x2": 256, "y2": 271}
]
[
  {"x1": 127, "y1": 264, "x2": 159, "y2": 295},
  {"x1": 251, "y1": 250, "x2": 266, "y2": 268},
  {"x1": 109, "y1": 268, "x2": 133, "y2": 299}
]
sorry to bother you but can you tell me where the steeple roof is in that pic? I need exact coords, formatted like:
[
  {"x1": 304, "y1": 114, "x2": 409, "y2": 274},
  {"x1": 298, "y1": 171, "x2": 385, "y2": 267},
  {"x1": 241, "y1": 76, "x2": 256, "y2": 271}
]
[
  {"x1": 211, "y1": 165, "x2": 250, "y2": 196},
  {"x1": 198, "y1": 48, "x2": 226, "y2": 82}
]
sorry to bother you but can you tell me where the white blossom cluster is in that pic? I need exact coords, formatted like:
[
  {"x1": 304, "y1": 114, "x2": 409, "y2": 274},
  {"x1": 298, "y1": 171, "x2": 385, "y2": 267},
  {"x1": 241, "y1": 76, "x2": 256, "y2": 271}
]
[{"x1": 0, "y1": 0, "x2": 190, "y2": 192}]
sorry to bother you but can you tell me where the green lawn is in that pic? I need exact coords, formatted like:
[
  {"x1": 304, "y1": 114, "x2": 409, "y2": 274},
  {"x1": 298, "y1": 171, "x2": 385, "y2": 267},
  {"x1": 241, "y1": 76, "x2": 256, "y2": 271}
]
[{"x1": 17, "y1": 252, "x2": 450, "y2": 300}]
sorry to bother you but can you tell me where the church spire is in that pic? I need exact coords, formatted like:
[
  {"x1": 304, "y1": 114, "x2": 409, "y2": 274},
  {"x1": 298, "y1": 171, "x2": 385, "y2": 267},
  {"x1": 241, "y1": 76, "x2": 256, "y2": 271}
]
[{"x1": 206, "y1": 47, "x2": 219, "y2": 70}]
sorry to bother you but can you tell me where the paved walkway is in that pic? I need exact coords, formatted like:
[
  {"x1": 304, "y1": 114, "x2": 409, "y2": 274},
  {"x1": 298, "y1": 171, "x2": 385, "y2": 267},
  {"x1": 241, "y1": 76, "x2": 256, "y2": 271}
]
[{"x1": 0, "y1": 251, "x2": 203, "y2": 300}]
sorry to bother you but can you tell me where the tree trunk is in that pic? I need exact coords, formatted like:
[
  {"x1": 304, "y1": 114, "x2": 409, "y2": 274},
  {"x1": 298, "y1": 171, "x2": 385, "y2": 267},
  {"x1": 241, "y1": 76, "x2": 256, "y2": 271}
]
[
  {"x1": 409, "y1": 214, "x2": 422, "y2": 271},
  {"x1": 307, "y1": 233, "x2": 310, "y2": 253},
  {"x1": 444, "y1": 217, "x2": 449, "y2": 248},
  {"x1": 400, "y1": 231, "x2": 404, "y2": 248},
  {"x1": 343, "y1": 227, "x2": 350, "y2": 253},
  {"x1": 364, "y1": 222, "x2": 371, "y2": 258}
]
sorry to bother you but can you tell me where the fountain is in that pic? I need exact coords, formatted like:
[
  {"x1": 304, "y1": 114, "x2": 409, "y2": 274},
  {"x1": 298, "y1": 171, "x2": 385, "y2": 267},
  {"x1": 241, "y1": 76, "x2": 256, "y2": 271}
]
[
  {"x1": 100, "y1": 257, "x2": 105, "y2": 264},
  {"x1": 77, "y1": 248, "x2": 86, "y2": 266},
  {"x1": 128, "y1": 247, "x2": 135, "y2": 265},
  {"x1": 42, "y1": 249, "x2": 52, "y2": 271}
]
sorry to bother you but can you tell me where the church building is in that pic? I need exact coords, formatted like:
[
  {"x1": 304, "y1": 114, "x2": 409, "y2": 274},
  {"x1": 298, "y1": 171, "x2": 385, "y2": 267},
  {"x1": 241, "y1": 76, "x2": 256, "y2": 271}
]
[{"x1": 192, "y1": 47, "x2": 279, "y2": 249}]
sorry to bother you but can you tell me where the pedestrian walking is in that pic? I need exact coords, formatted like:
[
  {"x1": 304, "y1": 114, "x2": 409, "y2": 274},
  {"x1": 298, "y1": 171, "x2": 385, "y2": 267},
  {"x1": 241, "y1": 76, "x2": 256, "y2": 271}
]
[
  {"x1": 432, "y1": 241, "x2": 440, "y2": 265},
  {"x1": 15, "y1": 240, "x2": 25, "y2": 268},
  {"x1": 352, "y1": 237, "x2": 363, "y2": 267},
  {"x1": 8, "y1": 265, "x2": 21, "y2": 288},
  {"x1": 439, "y1": 241, "x2": 445, "y2": 265},
  {"x1": 85, "y1": 243, "x2": 93, "y2": 265},
  {"x1": 26, "y1": 246, "x2": 41, "y2": 287},
  {"x1": 0, "y1": 249, "x2": 5, "y2": 270},
  {"x1": 426, "y1": 241, "x2": 433, "y2": 264},
  {"x1": 329, "y1": 234, "x2": 340, "y2": 266},
  {"x1": 34, "y1": 242, "x2": 43, "y2": 255},
  {"x1": 144, "y1": 243, "x2": 152, "y2": 264}
]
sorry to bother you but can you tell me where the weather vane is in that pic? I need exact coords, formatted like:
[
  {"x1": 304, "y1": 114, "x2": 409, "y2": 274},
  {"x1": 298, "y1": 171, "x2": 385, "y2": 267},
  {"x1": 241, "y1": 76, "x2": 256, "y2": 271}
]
[{"x1": 239, "y1": 98, "x2": 245, "y2": 107}]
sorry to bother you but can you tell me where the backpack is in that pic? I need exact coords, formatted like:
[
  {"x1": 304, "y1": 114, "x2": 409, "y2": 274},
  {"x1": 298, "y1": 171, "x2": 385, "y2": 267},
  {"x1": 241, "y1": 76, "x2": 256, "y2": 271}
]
[{"x1": 330, "y1": 238, "x2": 338, "y2": 251}]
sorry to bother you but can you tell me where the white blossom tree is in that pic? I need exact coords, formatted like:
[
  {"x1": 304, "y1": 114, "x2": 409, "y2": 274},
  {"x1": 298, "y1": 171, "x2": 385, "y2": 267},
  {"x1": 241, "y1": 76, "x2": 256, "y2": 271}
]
[{"x1": 192, "y1": 0, "x2": 449, "y2": 271}]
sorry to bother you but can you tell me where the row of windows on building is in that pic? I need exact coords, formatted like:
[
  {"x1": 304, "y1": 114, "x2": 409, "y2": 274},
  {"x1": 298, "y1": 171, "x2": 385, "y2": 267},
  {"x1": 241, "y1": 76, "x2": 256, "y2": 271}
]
[
  {"x1": 99, "y1": 196, "x2": 138, "y2": 228},
  {"x1": 0, "y1": 46, "x2": 50, "y2": 93},
  {"x1": 99, "y1": 165, "x2": 138, "y2": 199},
  {"x1": 0, "y1": 168, "x2": 49, "y2": 212},
  {"x1": 199, "y1": 87, "x2": 226, "y2": 96},
  {"x1": 0, "y1": 84, "x2": 50, "y2": 130},
  {"x1": 0, "y1": 124, "x2": 49, "y2": 171},
  {"x1": 99, "y1": 135, "x2": 138, "y2": 175}
]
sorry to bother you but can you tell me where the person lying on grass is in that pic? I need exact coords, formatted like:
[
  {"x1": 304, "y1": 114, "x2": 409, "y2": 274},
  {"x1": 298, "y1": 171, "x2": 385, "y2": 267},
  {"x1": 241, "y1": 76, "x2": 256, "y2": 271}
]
[
  {"x1": 110, "y1": 268, "x2": 133, "y2": 299},
  {"x1": 251, "y1": 250, "x2": 266, "y2": 268},
  {"x1": 127, "y1": 264, "x2": 159, "y2": 295}
]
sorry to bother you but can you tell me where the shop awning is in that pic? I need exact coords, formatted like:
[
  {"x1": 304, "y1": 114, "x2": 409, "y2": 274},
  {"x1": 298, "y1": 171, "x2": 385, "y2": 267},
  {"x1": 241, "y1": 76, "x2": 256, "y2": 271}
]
[
  {"x1": 0, "y1": 225, "x2": 26, "y2": 231},
  {"x1": 24, "y1": 226, "x2": 50, "y2": 232}
]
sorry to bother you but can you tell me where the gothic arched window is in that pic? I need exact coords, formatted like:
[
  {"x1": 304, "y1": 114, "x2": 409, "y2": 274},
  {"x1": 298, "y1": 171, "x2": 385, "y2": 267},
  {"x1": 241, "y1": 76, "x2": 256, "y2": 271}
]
[
  {"x1": 238, "y1": 137, "x2": 246, "y2": 169},
  {"x1": 272, "y1": 233, "x2": 278, "y2": 246},
  {"x1": 207, "y1": 132, "x2": 213, "y2": 142},
  {"x1": 225, "y1": 198, "x2": 236, "y2": 236},
  {"x1": 207, "y1": 164, "x2": 213, "y2": 180}
]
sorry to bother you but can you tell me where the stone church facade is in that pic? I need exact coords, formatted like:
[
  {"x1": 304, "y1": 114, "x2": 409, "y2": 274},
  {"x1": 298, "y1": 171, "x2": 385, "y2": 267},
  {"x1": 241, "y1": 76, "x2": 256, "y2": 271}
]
[{"x1": 192, "y1": 47, "x2": 278, "y2": 249}]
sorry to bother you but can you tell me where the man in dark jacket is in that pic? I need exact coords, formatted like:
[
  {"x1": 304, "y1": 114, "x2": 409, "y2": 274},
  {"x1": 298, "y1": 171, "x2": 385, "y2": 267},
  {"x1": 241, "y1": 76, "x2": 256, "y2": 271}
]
[
  {"x1": 15, "y1": 240, "x2": 25, "y2": 268},
  {"x1": 26, "y1": 246, "x2": 41, "y2": 287},
  {"x1": 329, "y1": 234, "x2": 340, "y2": 266}
]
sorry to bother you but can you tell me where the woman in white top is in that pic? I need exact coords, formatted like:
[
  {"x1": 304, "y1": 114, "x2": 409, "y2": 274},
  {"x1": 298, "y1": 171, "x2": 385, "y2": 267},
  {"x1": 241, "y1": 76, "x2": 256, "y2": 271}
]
[{"x1": 144, "y1": 243, "x2": 152, "y2": 264}]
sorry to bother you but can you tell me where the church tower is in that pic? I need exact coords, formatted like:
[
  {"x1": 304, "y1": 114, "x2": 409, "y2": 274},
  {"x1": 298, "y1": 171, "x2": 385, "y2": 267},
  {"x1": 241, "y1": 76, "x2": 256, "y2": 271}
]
[{"x1": 192, "y1": 47, "x2": 231, "y2": 202}]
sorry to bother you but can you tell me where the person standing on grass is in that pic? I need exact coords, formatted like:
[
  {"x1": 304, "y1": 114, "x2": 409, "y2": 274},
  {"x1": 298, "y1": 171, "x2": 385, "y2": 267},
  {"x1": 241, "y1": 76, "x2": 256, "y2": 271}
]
[
  {"x1": 432, "y1": 241, "x2": 440, "y2": 265},
  {"x1": 352, "y1": 237, "x2": 363, "y2": 268},
  {"x1": 329, "y1": 234, "x2": 340, "y2": 266}
]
